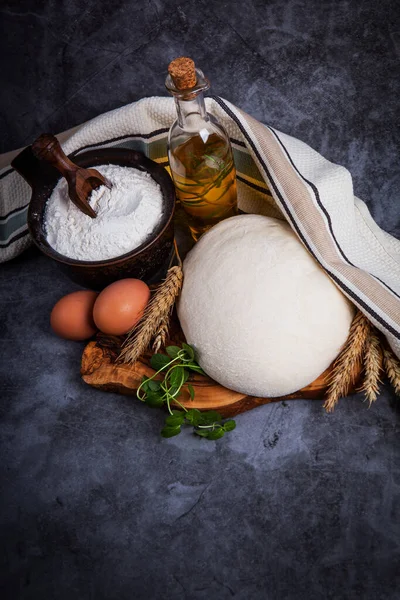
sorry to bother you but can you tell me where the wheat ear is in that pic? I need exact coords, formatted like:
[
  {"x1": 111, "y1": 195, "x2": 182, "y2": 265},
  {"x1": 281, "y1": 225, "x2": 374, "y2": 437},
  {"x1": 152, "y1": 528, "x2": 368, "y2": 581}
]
[
  {"x1": 361, "y1": 330, "x2": 382, "y2": 405},
  {"x1": 152, "y1": 319, "x2": 169, "y2": 353},
  {"x1": 118, "y1": 266, "x2": 183, "y2": 365},
  {"x1": 383, "y1": 347, "x2": 400, "y2": 396},
  {"x1": 324, "y1": 310, "x2": 370, "y2": 412}
]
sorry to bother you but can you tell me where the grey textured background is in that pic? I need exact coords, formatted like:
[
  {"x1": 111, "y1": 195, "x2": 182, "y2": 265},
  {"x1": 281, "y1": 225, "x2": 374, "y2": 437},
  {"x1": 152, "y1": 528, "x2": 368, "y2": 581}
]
[{"x1": 1, "y1": 0, "x2": 400, "y2": 598}]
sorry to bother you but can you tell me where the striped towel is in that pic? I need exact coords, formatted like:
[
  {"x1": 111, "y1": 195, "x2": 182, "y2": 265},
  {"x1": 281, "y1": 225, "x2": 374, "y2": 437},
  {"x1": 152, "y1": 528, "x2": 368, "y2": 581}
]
[{"x1": 1, "y1": 96, "x2": 399, "y2": 358}]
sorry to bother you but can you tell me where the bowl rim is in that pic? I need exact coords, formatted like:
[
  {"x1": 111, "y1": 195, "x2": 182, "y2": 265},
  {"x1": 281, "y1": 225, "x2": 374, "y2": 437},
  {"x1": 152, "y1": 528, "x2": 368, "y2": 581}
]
[{"x1": 27, "y1": 148, "x2": 175, "y2": 267}]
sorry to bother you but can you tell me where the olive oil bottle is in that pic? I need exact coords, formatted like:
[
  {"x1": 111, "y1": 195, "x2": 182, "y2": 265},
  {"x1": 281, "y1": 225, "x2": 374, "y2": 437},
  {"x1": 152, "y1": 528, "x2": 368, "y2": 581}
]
[{"x1": 166, "y1": 57, "x2": 238, "y2": 241}]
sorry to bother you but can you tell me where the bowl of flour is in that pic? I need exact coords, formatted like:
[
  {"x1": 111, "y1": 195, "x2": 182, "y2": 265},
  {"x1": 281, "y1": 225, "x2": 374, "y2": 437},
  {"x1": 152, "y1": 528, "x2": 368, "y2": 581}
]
[{"x1": 25, "y1": 148, "x2": 175, "y2": 289}]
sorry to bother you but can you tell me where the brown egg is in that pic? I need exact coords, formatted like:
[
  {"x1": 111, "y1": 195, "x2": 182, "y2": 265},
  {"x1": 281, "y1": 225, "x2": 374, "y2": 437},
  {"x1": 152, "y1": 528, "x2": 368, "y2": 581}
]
[
  {"x1": 50, "y1": 290, "x2": 98, "y2": 340},
  {"x1": 93, "y1": 279, "x2": 150, "y2": 336}
]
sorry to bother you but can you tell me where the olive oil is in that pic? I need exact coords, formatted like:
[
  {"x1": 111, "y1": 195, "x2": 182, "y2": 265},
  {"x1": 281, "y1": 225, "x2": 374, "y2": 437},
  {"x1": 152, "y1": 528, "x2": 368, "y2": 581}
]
[
  {"x1": 169, "y1": 133, "x2": 238, "y2": 240},
  {"x1": 166, "y1": 57, "x2": 238, "y2": 241}
]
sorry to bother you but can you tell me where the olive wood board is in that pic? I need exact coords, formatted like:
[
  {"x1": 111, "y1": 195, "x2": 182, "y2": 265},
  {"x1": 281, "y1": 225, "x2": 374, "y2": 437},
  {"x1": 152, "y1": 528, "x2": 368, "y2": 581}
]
[{"x1": 81, "y1": 334, "x2": 361, "y2": 418}]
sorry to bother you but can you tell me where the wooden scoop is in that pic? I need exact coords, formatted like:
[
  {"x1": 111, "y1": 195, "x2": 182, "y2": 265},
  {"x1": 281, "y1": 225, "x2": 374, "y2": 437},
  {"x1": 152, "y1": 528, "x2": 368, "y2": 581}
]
[{"x1": 31, "y1": 134, "x2": 111, "y2": 218}]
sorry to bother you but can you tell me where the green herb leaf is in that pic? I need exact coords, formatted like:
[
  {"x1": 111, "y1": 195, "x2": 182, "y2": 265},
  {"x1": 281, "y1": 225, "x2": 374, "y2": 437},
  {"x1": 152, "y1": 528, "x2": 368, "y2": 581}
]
[
  {"x1": 182, "y1": 343, "x2": 195, "y2": 360},
  {"x1": 207, "y1": 428, "x2": 225, "y2": 440},
  {"x1": 169, "y1": 385, "x2": 180, "y2": 397},
  {"x1": 170, "y1": 409, "x2": 184, "y2": 417},
  {"x1": 185, "y1": 408, "x2": 202, "y2": 425},
  {"x1": 145, "y1": 393, "x2": 164, "y2": 408},
  {"x1": 186, "y1": 364, "x2": 206, "y2": 376},
  {"x1": 223, "y1": 420, "x2": 236, "y2": 432},
  {"x1": 165, "y1": 413, "x2": 185, "y2": 427},
  {"x1": 148, "y1": 380, "x2": 161, "y2": 392},
  {"x1": 141, "y1": 382, "x2": 150, "y2": 394},
  {"x1": 150, "y1": 353, "x2": 171, "y2": 371},
  {"x1": 187, "y1": 383, "x2": 195, "y2": 401},
  {"x1": 161, "y1": 425, "x2": 181, "y2": 438},
  {"x1": 194, "y1": 430, "x2": 210, "y2": 438},
  {"x1": 166, "y1": 346, "x2": 181, "y2": 359},
  {"x1": 198, "y1": 410, "x2": 222, "y2": 425},
  {"x1": 169, "y1": 366, "x2": 185, "y2": 389}
]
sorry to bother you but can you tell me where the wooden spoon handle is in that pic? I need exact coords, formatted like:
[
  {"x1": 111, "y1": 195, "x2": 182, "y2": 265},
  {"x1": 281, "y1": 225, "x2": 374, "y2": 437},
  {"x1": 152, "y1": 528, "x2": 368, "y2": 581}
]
[{"x1": 32, "y1": 133, "x2": 78, "y2": 178}]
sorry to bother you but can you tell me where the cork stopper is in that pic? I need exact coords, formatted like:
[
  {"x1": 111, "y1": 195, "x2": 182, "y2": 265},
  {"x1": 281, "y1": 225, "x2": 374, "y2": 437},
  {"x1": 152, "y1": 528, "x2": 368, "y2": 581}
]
[{"x1": 168, "y1": 57, "x2": 197, "y2": 90}]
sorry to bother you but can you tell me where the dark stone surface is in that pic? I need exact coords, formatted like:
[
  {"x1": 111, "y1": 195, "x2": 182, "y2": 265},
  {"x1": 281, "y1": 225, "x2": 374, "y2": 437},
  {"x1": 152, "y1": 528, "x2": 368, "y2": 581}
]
[{"x1": 1, "y1": 0, "x2": 400, "y2": 598}]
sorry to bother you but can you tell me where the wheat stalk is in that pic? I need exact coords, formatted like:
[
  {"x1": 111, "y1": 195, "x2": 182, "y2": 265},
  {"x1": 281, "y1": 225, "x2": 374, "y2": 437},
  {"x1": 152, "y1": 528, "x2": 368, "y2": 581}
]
[
  {"x1": 361, "y1": 330, "x2": 382, "y2": 405},
  {"x1": 118, "y1": 266, "x2": 183, "y2": 365},
  {"x1": 152, "y1": 319, "x2": 169, "y2": 353},
  {"x1": 324, "y1": 310, "x2": 371, "y2": 412},
  {"x1": 383, "y1": 347, "x2": 400, "y2": 396}
]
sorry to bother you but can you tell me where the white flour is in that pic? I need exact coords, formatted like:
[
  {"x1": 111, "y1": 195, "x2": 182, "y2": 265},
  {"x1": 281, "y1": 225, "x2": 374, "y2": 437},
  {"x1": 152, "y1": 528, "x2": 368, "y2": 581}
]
[{"x1": 45, "y1": 164, "x2": 164, "y2": 261}]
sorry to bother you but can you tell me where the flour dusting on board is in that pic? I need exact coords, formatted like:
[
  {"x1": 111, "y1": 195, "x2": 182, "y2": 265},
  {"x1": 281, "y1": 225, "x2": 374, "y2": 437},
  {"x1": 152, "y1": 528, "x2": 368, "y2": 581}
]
[{"x1": 45, "y1": 164, "x2": 164, "y2": 261}]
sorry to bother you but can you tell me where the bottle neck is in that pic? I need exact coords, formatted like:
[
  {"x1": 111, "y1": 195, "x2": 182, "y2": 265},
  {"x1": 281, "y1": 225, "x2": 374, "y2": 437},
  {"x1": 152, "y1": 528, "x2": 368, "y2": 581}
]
[
  {"x1": 166, "y1": 67, "x2": 211, "y2": 131},
  {"x1": 174, "y1": 91, "x2": 208, "y2": 130}
]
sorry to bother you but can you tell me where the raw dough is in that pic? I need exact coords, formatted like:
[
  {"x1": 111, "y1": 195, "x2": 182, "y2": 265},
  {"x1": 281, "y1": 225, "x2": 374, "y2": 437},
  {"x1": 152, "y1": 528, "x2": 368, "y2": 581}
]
[{"x1": 177, "y1": 214, "x2": 354, "y2": 397}]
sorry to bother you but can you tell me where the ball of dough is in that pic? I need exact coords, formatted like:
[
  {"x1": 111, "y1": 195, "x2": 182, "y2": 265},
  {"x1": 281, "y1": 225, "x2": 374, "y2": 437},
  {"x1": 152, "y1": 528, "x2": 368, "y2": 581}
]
[{"x1": 177, "y1": 214, "x2": 354, "y2": 397}]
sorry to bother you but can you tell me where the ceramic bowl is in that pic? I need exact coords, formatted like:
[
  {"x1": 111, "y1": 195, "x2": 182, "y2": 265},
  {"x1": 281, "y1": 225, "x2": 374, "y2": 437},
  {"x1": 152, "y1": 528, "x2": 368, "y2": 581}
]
[{"x1": 13, "y1": 147, "x2": 175, "y2": 290}]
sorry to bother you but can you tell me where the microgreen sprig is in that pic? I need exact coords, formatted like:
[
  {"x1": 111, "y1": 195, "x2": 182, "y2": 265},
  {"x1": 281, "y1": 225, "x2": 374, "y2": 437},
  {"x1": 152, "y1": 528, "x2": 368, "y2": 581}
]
[{"x1": 136, "y1": 343, "x2": 236, "y2": 440}]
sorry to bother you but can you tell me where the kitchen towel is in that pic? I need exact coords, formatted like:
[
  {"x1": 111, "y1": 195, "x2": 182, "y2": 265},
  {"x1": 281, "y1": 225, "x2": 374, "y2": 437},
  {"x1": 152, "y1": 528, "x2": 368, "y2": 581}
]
[{"x1": 1, "y1": 96, "x2": 399, "y2": 357}]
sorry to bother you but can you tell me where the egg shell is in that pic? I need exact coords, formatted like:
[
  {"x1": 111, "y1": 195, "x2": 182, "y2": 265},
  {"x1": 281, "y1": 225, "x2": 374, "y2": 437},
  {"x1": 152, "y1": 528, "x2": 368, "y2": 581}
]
[
  {"x1": 93, "y1": 279, "x2": 150, "y2": 336},
  {"x1": 50, "y1": 290, "x2": 98, "y2": 341}
]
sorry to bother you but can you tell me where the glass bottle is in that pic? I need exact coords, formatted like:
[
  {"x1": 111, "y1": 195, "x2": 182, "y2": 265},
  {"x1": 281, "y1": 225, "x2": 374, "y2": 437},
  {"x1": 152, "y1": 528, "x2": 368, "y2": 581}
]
[{"x1": 165, "y1": 57, "x2": 238, "y2": 241}]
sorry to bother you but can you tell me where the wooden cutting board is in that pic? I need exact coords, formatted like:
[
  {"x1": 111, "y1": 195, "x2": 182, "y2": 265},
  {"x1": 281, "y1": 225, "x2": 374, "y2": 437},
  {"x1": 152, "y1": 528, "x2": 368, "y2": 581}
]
[
  {"x1": 81, "y1": 210, "x2": 363, "y2": 416},
  {"x1": 81, "y1": 332, "x2": 361, "y2": 417}
]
